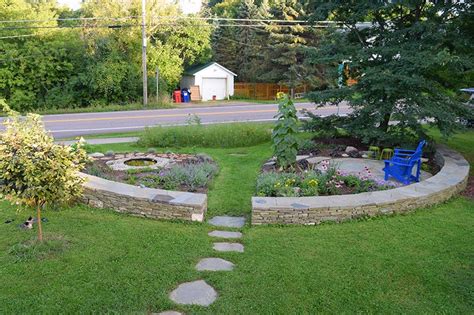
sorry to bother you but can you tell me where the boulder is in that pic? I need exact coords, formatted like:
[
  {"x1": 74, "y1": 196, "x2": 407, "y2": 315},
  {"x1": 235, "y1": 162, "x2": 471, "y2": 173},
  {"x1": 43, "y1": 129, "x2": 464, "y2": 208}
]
[
  {"x1": 89, "y1": 152, "x2": 105, "y2": 158},
  {"x1": 345, "y1": 146, "x2": 358, "y2": 153}
]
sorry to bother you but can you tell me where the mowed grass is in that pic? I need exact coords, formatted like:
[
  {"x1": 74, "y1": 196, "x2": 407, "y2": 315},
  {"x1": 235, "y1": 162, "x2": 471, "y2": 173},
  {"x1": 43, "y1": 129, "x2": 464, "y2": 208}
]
[
  {"x1": 0, "y1": 203, "x2": 212, "y2": 314},
  {"x1": 0, "y1": 126, "x2": 472, "y2": 313}
]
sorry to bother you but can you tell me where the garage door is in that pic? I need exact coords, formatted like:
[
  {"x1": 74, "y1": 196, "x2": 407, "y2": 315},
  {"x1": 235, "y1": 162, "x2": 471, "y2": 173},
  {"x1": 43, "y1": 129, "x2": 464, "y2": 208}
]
[{"x1": 202, "y1": 78, "x2": 227, "y2": 101}]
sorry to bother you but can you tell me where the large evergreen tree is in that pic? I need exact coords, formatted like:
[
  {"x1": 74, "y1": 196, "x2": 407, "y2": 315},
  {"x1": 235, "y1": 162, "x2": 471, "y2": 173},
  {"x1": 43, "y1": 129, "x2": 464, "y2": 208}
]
[{"x1": 307, "y1": 1, "x2": 473, "y2": 143}]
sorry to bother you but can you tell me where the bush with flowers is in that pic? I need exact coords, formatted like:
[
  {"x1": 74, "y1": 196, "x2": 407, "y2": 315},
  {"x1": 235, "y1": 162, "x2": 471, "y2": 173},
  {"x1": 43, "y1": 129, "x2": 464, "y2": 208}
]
[{"x1": 256, "y1": 162, "x2": 400, "y2": 197}]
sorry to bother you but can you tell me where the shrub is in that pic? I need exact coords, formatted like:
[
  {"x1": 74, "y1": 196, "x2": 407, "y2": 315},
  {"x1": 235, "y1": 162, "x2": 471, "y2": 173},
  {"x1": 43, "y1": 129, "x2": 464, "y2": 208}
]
[
  {"x1": 272, "y1": 93, "x2": 299, "y2": 169},
  {"x1": 159, "y1": 162, "x2": 218, "y2": 191},
  {"x1": 0, "y1": 100, "x2": 88, "y2": 242},
  {"x1": 138, "y1": 123, "x2": 271, "y2": 148}
]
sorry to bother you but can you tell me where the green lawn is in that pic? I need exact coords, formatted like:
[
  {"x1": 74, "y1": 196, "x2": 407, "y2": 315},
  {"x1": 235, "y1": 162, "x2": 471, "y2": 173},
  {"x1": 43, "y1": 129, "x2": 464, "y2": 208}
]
[{"x1": 0, "y1": 129, "x2": 472, "y2": 313}]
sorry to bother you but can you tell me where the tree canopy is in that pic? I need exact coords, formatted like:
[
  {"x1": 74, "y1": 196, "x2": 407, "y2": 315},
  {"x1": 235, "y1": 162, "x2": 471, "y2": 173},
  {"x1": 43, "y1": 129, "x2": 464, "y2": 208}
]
[{"x1": 306, "y1": 1, "x2": 473, "y2": 144}]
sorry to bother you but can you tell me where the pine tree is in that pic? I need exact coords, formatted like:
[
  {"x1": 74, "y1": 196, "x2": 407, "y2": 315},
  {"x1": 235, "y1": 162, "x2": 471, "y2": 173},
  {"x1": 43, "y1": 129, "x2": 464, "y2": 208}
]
[{"x1": 260, "y1": 0, "x2": 320, "y2": 90}]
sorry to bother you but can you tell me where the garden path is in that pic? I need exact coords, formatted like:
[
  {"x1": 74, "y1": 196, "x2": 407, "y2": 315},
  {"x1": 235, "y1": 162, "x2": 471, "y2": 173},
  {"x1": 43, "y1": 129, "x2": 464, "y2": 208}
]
[{"x1": 165, "y1": 216, "x2": 246, "y2": 311}]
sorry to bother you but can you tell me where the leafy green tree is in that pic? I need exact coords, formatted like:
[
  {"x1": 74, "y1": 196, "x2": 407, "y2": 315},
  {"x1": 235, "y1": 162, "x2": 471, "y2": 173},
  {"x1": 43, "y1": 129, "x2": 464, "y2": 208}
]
[
  {"x1": 0, "y1": 100, "x2": 88, "y2": 241},
  {"x1": 307, "y1": 1, "x2": 473, "y2": 144}
]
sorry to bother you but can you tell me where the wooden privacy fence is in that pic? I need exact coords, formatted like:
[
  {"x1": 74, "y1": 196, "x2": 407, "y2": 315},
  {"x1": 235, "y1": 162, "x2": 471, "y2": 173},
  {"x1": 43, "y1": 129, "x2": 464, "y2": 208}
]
[{"x1": 234, "y1": 83, "x2": 308, "y2": 100}]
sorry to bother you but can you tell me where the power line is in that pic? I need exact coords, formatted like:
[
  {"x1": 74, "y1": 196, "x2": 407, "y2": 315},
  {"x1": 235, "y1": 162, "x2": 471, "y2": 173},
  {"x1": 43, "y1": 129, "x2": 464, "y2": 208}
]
[
  {"x1": 0, "y1": 34, "x2": 38, "y2": 39},
  {"x1": 0, "y1": 16, "x2": 140, "y2": 24}
]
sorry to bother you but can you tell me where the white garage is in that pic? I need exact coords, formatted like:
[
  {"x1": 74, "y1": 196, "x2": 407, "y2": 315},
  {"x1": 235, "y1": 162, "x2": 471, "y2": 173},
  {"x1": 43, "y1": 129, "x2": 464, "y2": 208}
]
[{"x1": 180, "y1": 62, "x2": 237, "y2": 101}]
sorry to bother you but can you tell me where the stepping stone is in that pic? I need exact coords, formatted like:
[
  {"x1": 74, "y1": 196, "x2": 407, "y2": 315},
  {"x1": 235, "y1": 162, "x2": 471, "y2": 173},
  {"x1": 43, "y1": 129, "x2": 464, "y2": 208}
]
[
  {"x1": 213, "y1": 242, "x2": 244, "y2": 253},
  {"x1": 169, "y1": 280, "x2": 217, "y2": 307},
  {"x1": 208, "y1": 230, "x2": 242, "y2": 239},
  {"x1": 195, "y1": 258, "x2": 235, "y2": 271},
  {"x1": 155, "y1": 311, "x2": 183, "y2": 315},
  {"x1": 208, "y1": 216, "x2": 245, "y2": 228}
]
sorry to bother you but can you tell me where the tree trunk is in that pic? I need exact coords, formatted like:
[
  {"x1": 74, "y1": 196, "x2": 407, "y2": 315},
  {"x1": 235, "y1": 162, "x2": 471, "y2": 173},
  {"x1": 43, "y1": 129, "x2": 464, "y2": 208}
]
[
  {"x1": 379, "y1": 113, "x2": 391, "y2": 133},
  {"x1": 37, "y1": 204, "x2": 43, "y2": 242}
]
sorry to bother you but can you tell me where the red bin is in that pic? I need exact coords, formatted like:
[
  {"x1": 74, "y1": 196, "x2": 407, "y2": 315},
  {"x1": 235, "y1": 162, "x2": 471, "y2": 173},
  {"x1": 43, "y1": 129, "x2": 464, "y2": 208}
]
[{"x1": 173, "y1": 90, "x2": 182, "y2": 103}]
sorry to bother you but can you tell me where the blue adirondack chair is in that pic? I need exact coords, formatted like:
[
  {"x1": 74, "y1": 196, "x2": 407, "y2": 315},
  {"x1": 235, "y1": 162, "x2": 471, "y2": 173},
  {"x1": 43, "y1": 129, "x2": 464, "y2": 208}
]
[{"x1": 383, "y1": 140, "x2": 426, "y2": 185}]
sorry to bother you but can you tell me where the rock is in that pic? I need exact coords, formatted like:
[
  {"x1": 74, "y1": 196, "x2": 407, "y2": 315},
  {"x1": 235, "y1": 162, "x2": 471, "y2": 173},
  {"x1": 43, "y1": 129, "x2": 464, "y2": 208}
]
[
  {"x1": 208, "y1": 231, "x2": 242, "y2": 239},
  {"x1": 421, "y1": 157, "x2": 429, "y2": 163},
  {"x1": 195, "y1": 258, "x2": 235, "y2": 271},
  {"x1": 362, "y1": 154, "x2": 369, "y2": 158},
  {"x1": 213, "y1": 242, "x2": 245, "y2": 253},
  {"x1": 155, "y1": 311, "x2": 183, "y2": 315},
  {"x1": 208, "y1": 216, "x2": 245, "y2": 228},
  {"x1": 341, "y1": 153, "x2": 349, "y2": 157},
  {"x1": 348, "y1": 150, "x2": 362, "y2": 158},
  {"x1": 169, "y1": 280, "x2": 217, "y2": 306},
  {"x1": 345, "y1": 146, "x2": 358, "y2": 153},
  {"x1": 306, "y1": 157, "x2": 331, "y2": 165},
  {"x1": 89, "y1": 152, "x2": 105, "y2": 158}
]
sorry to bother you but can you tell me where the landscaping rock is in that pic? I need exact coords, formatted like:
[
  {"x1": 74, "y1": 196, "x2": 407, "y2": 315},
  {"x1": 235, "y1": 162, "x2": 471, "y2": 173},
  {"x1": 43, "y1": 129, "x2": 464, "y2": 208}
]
[
  {"x1": 342, "y1": 153, "x2": 349, "y2": 157},
  {"x1": 208, "y1": 216, "x2": 245, "y2": 228},
  {"x1": 89, "y1": 152, "x2": 105, "y2": 158},
  {"x1": 169, "y1": 280, "x2": 217, "y2": 306},
  {"x1": 208, "y1": 230, "x2": 242, "y2": 239},
  {"x1": 306, "y1": 156, "x2": 331, "y2": 165},
  {"x1": 345, "y1": 146, "x2": 358, "y2": 153},
  {"x1": 195, "y1": 258, "x2": 235, "y2": 271},
  {"x1": 155, "y1": 311, "x2": 183, "y2": 315},
  {"x1": 348, "y1": 150, "x2": 362, "y2": 158},
  {"x1": 213, "y1": 242, "x2": 245, "y2": 253}
]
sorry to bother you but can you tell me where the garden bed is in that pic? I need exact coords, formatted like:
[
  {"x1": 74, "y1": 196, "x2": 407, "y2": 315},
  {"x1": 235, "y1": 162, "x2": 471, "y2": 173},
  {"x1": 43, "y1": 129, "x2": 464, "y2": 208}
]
[
  {"x1": 252, "y1": 146, "x2": 469, "y2": 225},
  {"x1": 84, "y1": 152, "x2": 218, "y2": 193}
]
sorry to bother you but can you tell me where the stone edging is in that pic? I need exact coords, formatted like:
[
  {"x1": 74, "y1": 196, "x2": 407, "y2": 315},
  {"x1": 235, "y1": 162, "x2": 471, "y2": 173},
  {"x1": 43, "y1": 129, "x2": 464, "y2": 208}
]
[
  {"x1": 79, "y1": 173, "x2": 207, "y2": 222},
  {"x1": 251, "y1": 146, "x2": 470, "y2": 225}
]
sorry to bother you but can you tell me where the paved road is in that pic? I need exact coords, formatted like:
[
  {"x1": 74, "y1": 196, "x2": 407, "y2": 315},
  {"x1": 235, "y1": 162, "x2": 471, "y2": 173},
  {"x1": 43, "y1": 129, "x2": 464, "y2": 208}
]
[{"x1": 1, "y1": 102, "x2": 352, "y2": 139}]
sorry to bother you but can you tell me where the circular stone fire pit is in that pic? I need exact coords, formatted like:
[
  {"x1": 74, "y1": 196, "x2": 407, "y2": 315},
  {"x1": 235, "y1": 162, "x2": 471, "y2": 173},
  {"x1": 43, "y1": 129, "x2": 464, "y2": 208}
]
[{"x1": 106, "y1": 156, "x2": 170, "y2": 171}]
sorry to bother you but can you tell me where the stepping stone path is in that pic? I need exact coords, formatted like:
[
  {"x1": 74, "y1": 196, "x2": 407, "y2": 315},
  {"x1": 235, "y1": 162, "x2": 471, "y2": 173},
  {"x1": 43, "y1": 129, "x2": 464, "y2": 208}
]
[
  {"x1": 208, "y1": 216, "x2": 246, "y2": 228},
  {"x1": 167, "y1": 216, "x2": 246, "y2": 309},
  {"x1": 208, "y1": 230, "x2": 242, "y2": 239},
  {"x1": 213, "y1": 242, "x2": 245, "y2": 253},
  {"x1": 196, "y1": 258, "x2": 235, "y2": 271},
  {"x1": 169, "y1": 280, "x2": 217, "y2": 307}
]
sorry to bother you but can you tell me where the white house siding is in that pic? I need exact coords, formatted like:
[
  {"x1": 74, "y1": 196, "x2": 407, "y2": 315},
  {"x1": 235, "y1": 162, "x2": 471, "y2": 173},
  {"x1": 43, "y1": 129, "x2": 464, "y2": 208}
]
[{"x1": 193, "y1": 64, "x2": 235, "y2": 101}]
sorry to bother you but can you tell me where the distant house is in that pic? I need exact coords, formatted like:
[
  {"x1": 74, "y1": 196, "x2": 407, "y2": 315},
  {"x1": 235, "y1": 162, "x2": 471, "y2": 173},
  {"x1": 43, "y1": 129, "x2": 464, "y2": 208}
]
[{"x1": 180, "y1": 62, "x2": 237, "y2": 101}]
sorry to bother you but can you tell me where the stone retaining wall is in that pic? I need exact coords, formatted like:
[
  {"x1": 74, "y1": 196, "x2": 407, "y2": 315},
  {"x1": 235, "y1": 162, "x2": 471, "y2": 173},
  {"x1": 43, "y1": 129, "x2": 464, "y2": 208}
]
[
  {"x1": 252, "y1": 146, "x2": 469, "y2": 225},
  {"x1": 80, "y1": 173, "x2": 207, "y2": 222}
]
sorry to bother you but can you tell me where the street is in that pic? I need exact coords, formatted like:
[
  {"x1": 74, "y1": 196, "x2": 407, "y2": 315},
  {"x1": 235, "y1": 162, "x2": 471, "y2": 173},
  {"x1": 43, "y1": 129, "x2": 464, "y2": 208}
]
[{"x1": 1, "y1": 102, "x2": 352, "y2": 139}]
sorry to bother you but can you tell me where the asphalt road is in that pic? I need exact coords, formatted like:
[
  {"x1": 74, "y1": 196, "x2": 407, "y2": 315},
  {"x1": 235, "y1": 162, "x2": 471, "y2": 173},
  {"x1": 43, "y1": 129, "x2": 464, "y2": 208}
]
[{"x1": 1, "y1": 102, "x2": 352, "y2": 139}]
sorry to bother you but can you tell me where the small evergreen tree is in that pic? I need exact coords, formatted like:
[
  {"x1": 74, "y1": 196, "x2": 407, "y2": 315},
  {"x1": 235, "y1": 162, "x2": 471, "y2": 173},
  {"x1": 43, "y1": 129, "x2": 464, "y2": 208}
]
[{"x1": 0, "y1": 100, "x2": 88, "y2": 242}]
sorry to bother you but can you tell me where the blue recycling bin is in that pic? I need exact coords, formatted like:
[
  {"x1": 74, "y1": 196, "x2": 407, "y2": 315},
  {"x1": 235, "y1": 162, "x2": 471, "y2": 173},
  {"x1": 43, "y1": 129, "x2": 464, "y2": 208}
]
[{"x1": 181, "y1": 89, "x2": 190, "y2": 103}]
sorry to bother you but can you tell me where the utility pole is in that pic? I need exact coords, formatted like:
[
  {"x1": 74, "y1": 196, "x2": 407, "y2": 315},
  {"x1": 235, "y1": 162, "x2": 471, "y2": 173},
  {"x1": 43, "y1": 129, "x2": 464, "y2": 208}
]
[
  {"x1": 155, "y1": 67, "x2": 160, "y2": 103},
  {"x1": 141, "y1": 0, "x2": 148, "y2": 106}
]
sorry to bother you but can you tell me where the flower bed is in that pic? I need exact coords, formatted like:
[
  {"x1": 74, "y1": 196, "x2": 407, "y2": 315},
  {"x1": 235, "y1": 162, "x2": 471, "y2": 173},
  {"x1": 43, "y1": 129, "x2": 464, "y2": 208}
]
[
  {"x1": 257, "y1": 159, "x2": 401, "y2": 197},
  {"x1": 84, "y1": 152, "x2": 218, "y2": 193}
]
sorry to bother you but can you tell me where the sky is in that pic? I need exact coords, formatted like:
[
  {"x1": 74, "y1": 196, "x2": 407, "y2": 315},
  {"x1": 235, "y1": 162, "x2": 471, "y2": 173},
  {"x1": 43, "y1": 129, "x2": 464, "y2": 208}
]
[{"x1": 57, "y1": 0, "x2": 82, "y2": 10}]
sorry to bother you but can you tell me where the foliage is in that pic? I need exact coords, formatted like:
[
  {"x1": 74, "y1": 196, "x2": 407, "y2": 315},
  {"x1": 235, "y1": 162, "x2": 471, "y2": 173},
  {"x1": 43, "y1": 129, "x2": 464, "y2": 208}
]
[
  {"x1": 256, "y1": 162, "x2": 398, "y2": 197},
  {"x1": 0, "y1": 0, "x2": 211, "y2": 110},
  {"x1": 208, "y1": 0, "x2": 324, "y2": 88},
  {"x1": 0, "y1": 100, "x2": 88, "y2": 241},
  {"x1": 139, "y1": 122, "x2": 271, "y2": 148},
  {"x1": 155, "y1": 162, "x2": 218, "y2": 191},
  {"x1": 307, "y1": 1, "x2": 473, "y2": 144},
  {"x1": 272, "y1": 93, "x2": 299, "y2": 168},
  {"x1": 301, "y1": 112, "x2": 351, "y2": 139}
]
